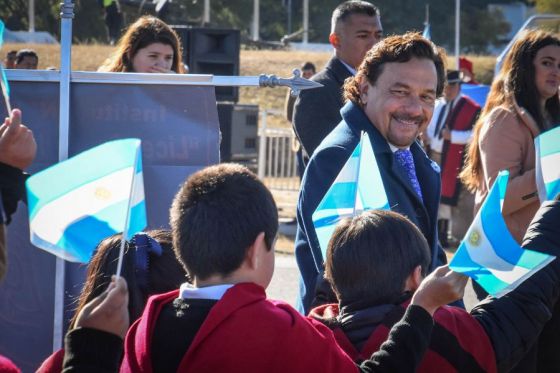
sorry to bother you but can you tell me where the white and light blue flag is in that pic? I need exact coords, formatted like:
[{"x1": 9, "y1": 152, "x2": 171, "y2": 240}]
[
  {"x1": 535, "y1": 126, "x2": 560, "y2": 202},
  {"x1": 422, "y1": 23, "x2": 431, "y2": 40},
  {"x1": 312, "y1": 132, "x2": 390, "y2": 260},
  {"x1": 26, "y1": 139, "x2": 147, "y2": 263},
  {"x1": 0, "y1": 20, "x2": 11, "y2": 113},
  {"x1": 450, "y1": 170, "x2": 554, "y2": 297}
]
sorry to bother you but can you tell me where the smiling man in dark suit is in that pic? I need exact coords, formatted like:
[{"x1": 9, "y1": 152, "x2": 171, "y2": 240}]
[
  {"x1": 292, "y1": 1, "x2": 383, "y2": 166},
  {"x1": 295, "y1": 33, "x2": 449, "y2": 314}
]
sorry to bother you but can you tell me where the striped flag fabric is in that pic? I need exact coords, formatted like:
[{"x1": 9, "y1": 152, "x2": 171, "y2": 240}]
[
  {"x1": 0, "y1": 20, "x2": 11, "y2": 113},
  {"x1": 26, "y1": 139, "x2": 147, "y2": 263},
  {"x1": 449, "y1": 170, "x2": 554, "y2": 297},
  {"x1": 312, "y1": 132, "x2": 390, "y2": 260},
  {"x1": 535, "y1": 126, "x2": 560, "y2": 202}
]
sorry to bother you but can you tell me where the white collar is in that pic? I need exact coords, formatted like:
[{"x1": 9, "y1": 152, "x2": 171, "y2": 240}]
[
  {"x1": 388, "y1": 142, "x2": 411, "y2": 153},
  {"x1": 178, "y1": 282, "x2": 234, "y2": 300},
  {"x1": 339, "y1": 59, "x2": 357, "y2": 76}
]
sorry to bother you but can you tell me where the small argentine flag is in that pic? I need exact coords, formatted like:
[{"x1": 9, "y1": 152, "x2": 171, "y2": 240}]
[
  {"x1": 312, "y1": 132, "x2": 389, "y2": 260},
  {"x1": 535, "y1": 126, "x2": 560, "y2": 202},
  {"x1": 450, "y1": 170, "x2": 555, "y2": 297},
  {"x1": 26, "y1": 139, "x2": 147, "y2": 263}
]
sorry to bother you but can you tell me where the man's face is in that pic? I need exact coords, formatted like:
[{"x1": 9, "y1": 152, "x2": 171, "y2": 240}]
[
  {"x1": 5, "y1": 53, "x2": 16, "y2": 69},
  {"x1": 333, "y1": 14, "x2": 383, "y2": 69},
  {"x1": 302, "y1": 68, "x2": 315, "y2": 79},
  {"x1": 359, "y1": 58, "x2": 438, "y2": 148},
  {"x1": 16, "y1": 56, "x2": 38, "y2": 70},
  {"x1": 444, "y1": 82, "x2": 461, "y2": 102}
]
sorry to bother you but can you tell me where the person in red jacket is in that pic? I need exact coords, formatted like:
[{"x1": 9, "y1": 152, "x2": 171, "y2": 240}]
[
  {"x1": 311, "y1": 207, "x2": 560, "y2": 372},
  {"x1": 122, "y1": 163, "x2": 466, "y2": 373}
]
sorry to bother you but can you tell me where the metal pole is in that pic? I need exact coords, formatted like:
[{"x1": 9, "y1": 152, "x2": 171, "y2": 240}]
[
  {"x1": 287, "y1": 0, "x2": 292, "y2": 34},
  {"x1": 203, "y1": 0, "x2": 210, "y2": 24},
  {"x1": 252, "y1": 0, "x2": 260, "y2": 42},
  {"x1": 455, "y1": 0, "x2": 460, "y2": 69},
  {"x1": 258, "y1": 110, "x2": 267, "y2": 179},
  {"x1": 28, "y1": 0, "x2": 35, "y2": 32},
  {"x1": 53, "y1": 0, "x2": 73, "y2": 352},
  {"x1": 303, "y1": 0, "x2": 309, "y2": 44}
]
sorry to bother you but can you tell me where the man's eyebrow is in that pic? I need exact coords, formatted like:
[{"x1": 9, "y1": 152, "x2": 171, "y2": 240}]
[{"x1": 391, "y1": 82, "x2": 411, "y2": 89}]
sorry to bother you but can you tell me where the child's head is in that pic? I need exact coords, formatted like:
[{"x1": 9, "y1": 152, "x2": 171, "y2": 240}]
[
  {"x1": 170, "y1": 164, "x2": 278, "y2": 288},
  {"x1": 71, "y1": 229, "x2": 187, "y2": 327},
  {"x1": 325, "y1": 210, "x2": 430, "y2": 305}
]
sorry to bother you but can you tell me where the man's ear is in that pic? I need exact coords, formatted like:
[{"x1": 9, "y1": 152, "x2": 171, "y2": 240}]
[
  {"x1": 329, "y1": 33, "x2": 340, "y2": 49},
  {"x1": 246, "y1": 232, "x2": 266, "y2": 270},
  {"x1": 404, "y1": 265, "x2": 423, "y2": 292},
  {"x1": 358, "y1": 77, "x2": 369, "y2": 101}
]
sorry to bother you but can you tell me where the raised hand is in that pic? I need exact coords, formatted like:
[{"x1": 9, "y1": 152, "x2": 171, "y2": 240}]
[
  {"x1": 411, "y1": 265, "x2": 468, "y2": 315},
  {"x1": 0, "y1": 109, "x2": 37, "y2": 170},
  {"x1": 74, "y1": 276, "x2": 130, "y2": 339}
]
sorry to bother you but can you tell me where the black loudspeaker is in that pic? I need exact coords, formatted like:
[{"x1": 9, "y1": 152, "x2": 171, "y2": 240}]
[
  {"x1": 217, "y1": 103, "x2": 258, "y2": 168},
  {"x1": 173, "y1": 26, "x2": 240, "y2": 102}
]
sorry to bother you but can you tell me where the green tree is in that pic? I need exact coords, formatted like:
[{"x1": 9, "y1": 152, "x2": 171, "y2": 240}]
[
  {"x1": 535, "y1": 0, "x2": 560, "y2": 13},
  {"x1": 461, "y1": 7, "x2": 510, "y2": 54},
  {"x1": 0, "y1": 0, "x2": 58, "y2": 36},
  {"x1": 73, "y1": 0, "x2": 106, "y2": 42}
]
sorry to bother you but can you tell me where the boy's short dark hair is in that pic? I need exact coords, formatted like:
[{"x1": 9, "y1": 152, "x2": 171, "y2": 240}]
[
  {"x1": 15, "y1": 49, "x2": 38, "y2": 64},
  {"x1": 325, "y1": 210, "x2": 430, "y2": 305},
  {"x1": 170, "y1": 164, "x2": 278, "y2": 280}
]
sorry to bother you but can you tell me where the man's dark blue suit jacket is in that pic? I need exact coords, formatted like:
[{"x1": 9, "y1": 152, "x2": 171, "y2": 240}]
[{"x1": 295, "y1": 101, "x2": 447, "y2": 314}]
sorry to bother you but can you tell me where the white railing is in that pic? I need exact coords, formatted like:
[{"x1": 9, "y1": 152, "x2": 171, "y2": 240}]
[{"x1": 258, "y1": 109, "x2": 301, "y2": 191}]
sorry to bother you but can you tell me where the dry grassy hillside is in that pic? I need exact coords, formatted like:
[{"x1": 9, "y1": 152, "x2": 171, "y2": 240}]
[{"x1": 3, "y1": 43, "x2": 496, "y2": 129}]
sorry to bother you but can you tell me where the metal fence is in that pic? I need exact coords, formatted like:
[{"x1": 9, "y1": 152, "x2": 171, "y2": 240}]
[{"x1": 257, "y1": 109, "x2": 301, "y2": 191}]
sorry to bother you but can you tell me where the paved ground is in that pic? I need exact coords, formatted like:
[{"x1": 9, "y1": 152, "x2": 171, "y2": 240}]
[
  {"x1": 268, "y1": 252, "x2": 479, "y2": 311},
  {"x1": 268, "y1": 254, "x2": 301, "y2": 306}
]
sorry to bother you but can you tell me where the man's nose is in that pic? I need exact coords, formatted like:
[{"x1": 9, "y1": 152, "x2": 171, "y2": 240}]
[{"x1": 404, "y1": 96, "x2": 423, "y2": 117}]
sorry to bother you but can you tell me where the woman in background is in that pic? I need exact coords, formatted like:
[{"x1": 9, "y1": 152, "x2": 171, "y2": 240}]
[
  {"x1": 461, "y1": 29, "x2": 560, "y2": 244},
  {"x1": 99, "y1": 16, "x2": 185, "y2": 74},
  {"x1": 460, "y1": 29, "x2": 560, "y2": 372}
]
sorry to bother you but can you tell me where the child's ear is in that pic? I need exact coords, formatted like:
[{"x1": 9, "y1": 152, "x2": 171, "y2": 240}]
[
  {"x1": 246, "y1": 232, "x2": 266, "y2": 270},
  {"x1": 404, "y1": 265, "x2": 423, "y2": 292}
]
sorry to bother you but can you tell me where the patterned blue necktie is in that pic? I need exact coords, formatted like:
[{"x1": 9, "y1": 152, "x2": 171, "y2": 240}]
[{"x1": 394, "y1": 149, "x2": 424, "y2": 201}]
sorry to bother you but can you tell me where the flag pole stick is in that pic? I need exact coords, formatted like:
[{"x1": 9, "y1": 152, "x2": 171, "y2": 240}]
[
  {"x1": 115, "y1": 147, "x2": 140, "y2": 279},
  {"x1": 352, "y1": 132, "x2": 366, "y2": 216},
  {"x1": 53, "y1": 0, "x2": 73, "y2": 352}
]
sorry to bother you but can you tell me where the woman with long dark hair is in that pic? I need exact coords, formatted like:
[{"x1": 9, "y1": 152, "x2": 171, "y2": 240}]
[
  {"x1": 460, "y1": 29, "x2": 560, "y2": 243},
  {"x1": 99, "y1": 16, "x2": 185, "y2": 74}
]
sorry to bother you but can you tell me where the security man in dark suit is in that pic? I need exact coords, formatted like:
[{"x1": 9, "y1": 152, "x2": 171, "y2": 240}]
[
  {"x1": 292, "y1": 1, "x2": 383, "y2": 166},
  {"x1": 295, "y1": 33, "x2": 449, "y2": 314}
]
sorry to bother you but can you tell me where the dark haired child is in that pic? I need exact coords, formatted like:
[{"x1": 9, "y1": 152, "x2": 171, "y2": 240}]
[
  {"x1": 122, "y1": 164, "x2": 465, "y2": 372},
  {"x1": 310, "y1": 208, "x2": 560, "y2": 372}
]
